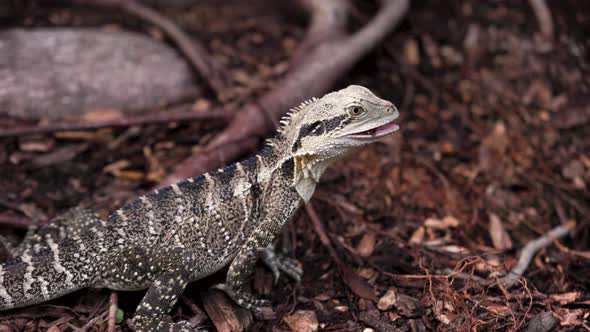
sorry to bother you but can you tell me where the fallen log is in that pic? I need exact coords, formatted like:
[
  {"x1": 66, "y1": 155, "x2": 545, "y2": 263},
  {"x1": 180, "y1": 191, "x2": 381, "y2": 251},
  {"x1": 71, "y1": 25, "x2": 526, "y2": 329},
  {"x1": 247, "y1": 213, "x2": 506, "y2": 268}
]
[{"x1": 0, "y1": 28, "x2": 201, "y2": 120}]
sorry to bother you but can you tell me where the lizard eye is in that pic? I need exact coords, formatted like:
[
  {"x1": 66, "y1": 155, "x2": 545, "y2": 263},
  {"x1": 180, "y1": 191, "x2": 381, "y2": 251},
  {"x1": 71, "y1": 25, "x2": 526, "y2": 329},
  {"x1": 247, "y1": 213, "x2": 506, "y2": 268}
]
[{"x1": 349, "y1": 105, "x2": 366, "y2": 117}]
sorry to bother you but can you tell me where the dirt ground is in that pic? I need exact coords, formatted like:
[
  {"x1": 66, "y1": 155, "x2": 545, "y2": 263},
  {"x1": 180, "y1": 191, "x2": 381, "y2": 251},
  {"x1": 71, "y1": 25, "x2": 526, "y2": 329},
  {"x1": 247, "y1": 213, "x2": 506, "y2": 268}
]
[{"x1": 1, "y1": 0, "x2": 589, "y2": 331}]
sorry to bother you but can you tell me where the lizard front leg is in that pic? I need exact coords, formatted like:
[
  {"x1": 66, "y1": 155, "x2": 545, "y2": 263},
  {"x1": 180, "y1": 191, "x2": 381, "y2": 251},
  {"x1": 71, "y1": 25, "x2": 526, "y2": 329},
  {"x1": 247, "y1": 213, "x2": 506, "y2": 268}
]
[
  {"x1": 132, "y1": 253, "x2": 200, "y2": 332},
  {"x1": 213, "y1": 187, "x2": 302, "y2": 310}
]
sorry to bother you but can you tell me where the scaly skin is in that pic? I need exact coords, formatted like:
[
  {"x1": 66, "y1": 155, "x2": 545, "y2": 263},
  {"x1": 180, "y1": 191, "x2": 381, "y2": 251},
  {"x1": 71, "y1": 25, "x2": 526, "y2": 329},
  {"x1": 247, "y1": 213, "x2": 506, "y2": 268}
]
[{"x1": 0, "y1": 85, "x2": 399, "y2": 331}]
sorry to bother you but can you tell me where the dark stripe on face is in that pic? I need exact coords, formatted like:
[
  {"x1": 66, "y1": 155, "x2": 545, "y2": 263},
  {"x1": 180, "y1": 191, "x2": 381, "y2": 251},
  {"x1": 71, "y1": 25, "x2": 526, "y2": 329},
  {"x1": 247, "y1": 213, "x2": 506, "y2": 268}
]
[
  {"x1": 323, "y1": 115, "x2": 348, "y2": 132},
  {"x1": 292, "y1": 120, "x2": 326, "y2": 152}
]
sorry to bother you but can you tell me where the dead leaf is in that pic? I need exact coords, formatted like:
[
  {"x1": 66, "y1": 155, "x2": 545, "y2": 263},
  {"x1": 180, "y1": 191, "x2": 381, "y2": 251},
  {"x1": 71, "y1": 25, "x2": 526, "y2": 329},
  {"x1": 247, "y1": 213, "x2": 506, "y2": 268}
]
[
  {"x1": 193, "y1": 98, "x2": 212, "y2": 112},
  {"x1": 19, "y1": 138, "x2": 55, "y2": 152},
  {"x1": 283, "y1": 310, "x2": 319, "y2": 332},
  {"x1": 103, "y1": 159, "x2": 131, "y2": 175},
  {"x1": 554, "y1": 106, "x2": 590, "y2": 129},
  {"x1": 334, "y1": 306, "x2": 349, "y2": 312},
  {"x1": 144, "y1": 146, "x2": 166, "y2": 182},
  {"x1": 403, "y1": 38, "x2": 420, "y2": 65},
  {"x1": 550, "y1": 292, "x2": 581, "y2": 304},
  {"x1": 561, "y1": 309, "x2": 584, "y2": 326},
  {"x1": 432, "y1": 300, "x2": 453, "y2": 325},
  {"x1": 442, "y1": 215, "x2": 460, "y2": 227},
  {"x1": 53, "y1": 129, "x2": 112, "y2": 142},
  {"x1": 314, "y1": 293, "x2": 331, "y2": 302},
  {"x1": 485, "y1": 305, "x2": 511, "y2": 316},
  {"x1": 478, "y1": 122, "x2": 509, "y2": 172},
  {"x1": 358, "y1": 268, "x2": 377, "y2": 280},
  {"x1": 31, "y1": 143, "x2": 89, "y2": 168},
  {"x1": 489, "y1": 213, "x2": 513, "y2": 250},
  {"x1": 356, "y1": 232, "x2": 377, "y2": 258},
  {"x1": 79, "y1": 108, "x2": 124, "y2": 122},
  {"x1": 424, "y1": 216, "x2": 459, "y2": 230},
  {"x1": 439, "y1": 142, "x2": 456, "y2": 154},
  {"x1": 377, "y1": 288, "x2": 397, "y2": 311},
  {"x1": 116, "y1": 170, "x2": 146, "y2": 181},
  {"x1": 424, "y1": 218, "x2": 446, "y2": 230},
  {"x1": 438, "y1": 245, "x2": 470, "y2": 255},
  {"x1": 342, "y1": 266, "x2": 377, "y2": 301},
  {"x1": 409, "y1": 227, "x2": 425, "y2": 244},
  {"x1": 47, "y1": 326, "x2": 61, "y2": 332}
]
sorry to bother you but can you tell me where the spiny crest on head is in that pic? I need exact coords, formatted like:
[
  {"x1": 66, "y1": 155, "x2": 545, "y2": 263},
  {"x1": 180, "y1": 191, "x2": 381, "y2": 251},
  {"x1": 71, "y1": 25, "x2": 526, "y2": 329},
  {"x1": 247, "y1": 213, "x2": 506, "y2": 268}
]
[
  {"x1": 276, "y1": 97, "x2": 319, "y2": 136},
  {"x1": 265, "y1": 96, "x2": 319, "y2": 148}
]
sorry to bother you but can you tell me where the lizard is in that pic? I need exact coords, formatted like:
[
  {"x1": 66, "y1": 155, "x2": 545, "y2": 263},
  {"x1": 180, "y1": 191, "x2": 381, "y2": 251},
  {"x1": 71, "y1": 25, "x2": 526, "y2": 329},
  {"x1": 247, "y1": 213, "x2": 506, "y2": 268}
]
[{"x1": 0, "y1": 85, "x2": 400, "y2": 331}]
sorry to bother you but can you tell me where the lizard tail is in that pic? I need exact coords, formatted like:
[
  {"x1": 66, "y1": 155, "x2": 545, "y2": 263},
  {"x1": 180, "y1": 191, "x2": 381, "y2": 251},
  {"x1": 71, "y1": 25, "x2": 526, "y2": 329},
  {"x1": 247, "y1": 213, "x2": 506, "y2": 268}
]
[{"x1": 0, "y1": 251, "x2": 91, "y2": 310}]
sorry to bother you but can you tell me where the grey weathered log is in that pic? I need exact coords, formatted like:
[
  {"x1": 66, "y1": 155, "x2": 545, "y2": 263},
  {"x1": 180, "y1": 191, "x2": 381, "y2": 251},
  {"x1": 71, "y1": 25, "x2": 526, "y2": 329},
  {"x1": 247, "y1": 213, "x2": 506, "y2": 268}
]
[
  {"x1": 0, "y1": 28, "x2": 201, "y2": 119},
  {"x1": 140, "y1": 0, "x2": 197, "y2": 9}
]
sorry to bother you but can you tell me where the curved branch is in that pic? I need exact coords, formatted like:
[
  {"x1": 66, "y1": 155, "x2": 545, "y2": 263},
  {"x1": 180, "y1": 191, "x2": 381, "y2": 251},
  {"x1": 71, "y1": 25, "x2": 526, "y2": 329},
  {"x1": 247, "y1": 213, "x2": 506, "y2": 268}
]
[
  {"x1": 160, "y1": 0, "x2": 410, "y2": 186},
  {"x1": 528, "y1": 0, "x2": 554, "y2": 40},
  {"x1": 500, "y1": 222, "x2": 574, "y2": 288}
]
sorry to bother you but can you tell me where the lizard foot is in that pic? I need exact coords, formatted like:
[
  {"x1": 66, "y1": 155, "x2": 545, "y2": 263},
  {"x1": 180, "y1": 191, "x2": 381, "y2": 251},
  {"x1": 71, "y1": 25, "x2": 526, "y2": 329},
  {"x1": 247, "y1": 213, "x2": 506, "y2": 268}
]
[
  {"x1": 211, "y1": 283, "x2": 271, "y2": 309},
  {"x1": 261, "y1": 248, "x2": 303, "y2": 284}
]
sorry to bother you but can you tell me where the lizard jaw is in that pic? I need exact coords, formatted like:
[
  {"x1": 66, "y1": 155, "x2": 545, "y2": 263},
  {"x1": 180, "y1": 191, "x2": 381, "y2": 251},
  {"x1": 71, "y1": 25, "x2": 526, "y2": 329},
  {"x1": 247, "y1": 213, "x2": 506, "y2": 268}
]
[{"x1": 346, "y1": 120, "x2": 400, "y2": 140}]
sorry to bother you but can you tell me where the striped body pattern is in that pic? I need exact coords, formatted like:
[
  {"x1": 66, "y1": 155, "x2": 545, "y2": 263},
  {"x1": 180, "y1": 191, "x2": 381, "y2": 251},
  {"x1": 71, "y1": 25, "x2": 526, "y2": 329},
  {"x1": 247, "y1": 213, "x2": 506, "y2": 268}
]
[{"x1": 0, "y1": 86, "x2": 399, "y2": 331}]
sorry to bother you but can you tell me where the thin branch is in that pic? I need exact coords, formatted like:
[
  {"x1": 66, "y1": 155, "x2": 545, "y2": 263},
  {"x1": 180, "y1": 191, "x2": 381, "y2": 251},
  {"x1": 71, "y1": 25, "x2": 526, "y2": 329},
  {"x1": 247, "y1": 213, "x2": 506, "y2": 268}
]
[
  {"x1": 528, "y1": 0, "x2": 554, "y2": 40},
  {"x1": 0, "y1": 105, "x2": 231, "y2": 138},
  {"x1": 65, "y1": 0, "x2": 228, "y2": 97},
  {"x1": 500, "y1": 221, "x2": 575, "y2": 288},
  {"x1": 305, "y1": 203, "x2": 343, "y2": 267},
  {"x1": 0, "y1": 214, "x2": 30, "y2": 229},
  {"x1": 107, "y1": 292, "x2": 118, "y2": 332}
]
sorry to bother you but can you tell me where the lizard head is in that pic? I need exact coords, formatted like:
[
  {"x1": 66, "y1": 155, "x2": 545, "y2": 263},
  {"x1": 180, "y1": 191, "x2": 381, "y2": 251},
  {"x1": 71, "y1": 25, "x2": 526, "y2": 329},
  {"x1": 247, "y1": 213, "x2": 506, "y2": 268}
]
[
  {"x1": 280, "y1": 85, "x2": 399, "y2": 160},
  {"x1": 274, "y1": 85, "x2": 400, "y2": 201}
]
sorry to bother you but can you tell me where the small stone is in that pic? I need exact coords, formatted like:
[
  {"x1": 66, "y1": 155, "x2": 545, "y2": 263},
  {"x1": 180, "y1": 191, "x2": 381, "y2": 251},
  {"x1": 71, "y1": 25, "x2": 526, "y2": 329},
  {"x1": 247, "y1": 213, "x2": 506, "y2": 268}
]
[{"x1": 526, "y1": 311, "x2": 558, "y2": 332}]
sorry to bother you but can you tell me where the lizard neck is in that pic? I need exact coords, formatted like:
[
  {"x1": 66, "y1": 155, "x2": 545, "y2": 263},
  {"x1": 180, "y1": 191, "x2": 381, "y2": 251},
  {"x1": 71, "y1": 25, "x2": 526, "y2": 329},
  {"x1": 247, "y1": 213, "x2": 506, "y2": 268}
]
[{"x1": 258, "y1": 139, "x2": 331, "y2": 202}]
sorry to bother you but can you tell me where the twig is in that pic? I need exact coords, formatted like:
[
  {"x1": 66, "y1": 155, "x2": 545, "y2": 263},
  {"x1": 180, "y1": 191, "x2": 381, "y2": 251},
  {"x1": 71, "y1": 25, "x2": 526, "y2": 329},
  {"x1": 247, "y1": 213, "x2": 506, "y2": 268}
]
[
  {"x1": 66, "y1": 0, "x2": 228, "y2": 97},
  {"x1": 305, "y1": 203, "x2": 343, "y2": 267},
  {"x1": 107, "y1": 292, "x2": 118, "y2": 332},
  {"x1": 159, "y1": 0, "x2": 410, "y2": 185},
  {"x1": 0, "y1": 214, "x2": 30, "y2": 229},
  {"x1": 500, "y1": 222, "x2": 575, "y2": 288},
  {"x1": 0, "y1": 105, "x2": 230, "y2": 138},
  {"x1": 554, "y1": 240, "x2": 590, "y2": 259},
  {"x1": 528, "y1": 0, "x2": 554, "y2": 40},
  {"x1": 306, "y1": 202, "x2": 377, "y2": 301}
]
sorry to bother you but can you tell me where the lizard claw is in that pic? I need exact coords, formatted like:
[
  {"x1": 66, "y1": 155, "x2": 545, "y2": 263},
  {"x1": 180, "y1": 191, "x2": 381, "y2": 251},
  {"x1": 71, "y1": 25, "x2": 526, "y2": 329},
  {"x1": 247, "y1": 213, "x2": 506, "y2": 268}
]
[
  {"x1": 211, "y1": 283, "x2": 271, "y2": 309},
  {"x1": 261, "y1": 247, "x2": 303, "y2": 284}
]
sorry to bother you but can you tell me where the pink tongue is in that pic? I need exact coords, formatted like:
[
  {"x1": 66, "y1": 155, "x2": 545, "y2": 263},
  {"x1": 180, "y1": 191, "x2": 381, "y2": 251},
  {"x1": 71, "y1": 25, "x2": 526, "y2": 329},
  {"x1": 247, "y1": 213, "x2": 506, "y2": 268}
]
[{"x1": 375, "y1": 121, "x2": 400, "y2": 135}]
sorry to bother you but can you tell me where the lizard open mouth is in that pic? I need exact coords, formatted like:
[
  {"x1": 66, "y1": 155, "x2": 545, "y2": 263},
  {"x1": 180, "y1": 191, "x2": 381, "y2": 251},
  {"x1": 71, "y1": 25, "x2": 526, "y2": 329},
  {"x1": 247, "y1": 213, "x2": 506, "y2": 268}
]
[{"x1": 347, "y1": 120, "x2": 400, "y2": 140}]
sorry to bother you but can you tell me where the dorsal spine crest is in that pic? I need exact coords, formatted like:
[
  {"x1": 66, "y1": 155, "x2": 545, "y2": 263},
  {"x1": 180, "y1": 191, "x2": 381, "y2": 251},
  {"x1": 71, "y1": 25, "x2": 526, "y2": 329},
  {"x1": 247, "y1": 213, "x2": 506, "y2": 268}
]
[{"x1": 276, "y1": 97, "x2": 319, "y2": 136}]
